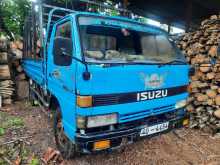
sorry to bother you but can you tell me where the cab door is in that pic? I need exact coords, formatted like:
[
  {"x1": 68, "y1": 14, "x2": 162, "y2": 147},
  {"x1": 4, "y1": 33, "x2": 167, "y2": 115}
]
[{"x1": 47, "y1": 18, "x2": 76, "y2": 140}]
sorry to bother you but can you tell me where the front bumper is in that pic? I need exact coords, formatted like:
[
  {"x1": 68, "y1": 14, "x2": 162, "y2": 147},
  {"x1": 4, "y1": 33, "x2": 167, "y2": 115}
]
[{"x1": 75, "y1": 111, "x2": 189, "y2": 153}]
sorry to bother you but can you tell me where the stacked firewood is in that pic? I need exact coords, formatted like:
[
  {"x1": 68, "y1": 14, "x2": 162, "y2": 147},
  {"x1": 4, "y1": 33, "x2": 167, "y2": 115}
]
[
  {"x1": 9, "y1": 40, "x2": 29, "y2": 100},
  {"x1": 0, "y1": 38, "x2": 14, "y2": 106},
  {"x1": 0, "y1": 38, "x2": 29, "y2": 107},
  {"x1": 176, "y1": 15, "x2": 220, "y2": 134}
]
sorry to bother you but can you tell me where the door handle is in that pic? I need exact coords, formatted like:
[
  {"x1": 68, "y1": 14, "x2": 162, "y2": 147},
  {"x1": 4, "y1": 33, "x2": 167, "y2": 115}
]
[
  {"x1": 49, "y1": 70, "x2": 61, "y2": 78},
  {"x1": 62, "y1": 85, "x2": 72, "y2": 92}
]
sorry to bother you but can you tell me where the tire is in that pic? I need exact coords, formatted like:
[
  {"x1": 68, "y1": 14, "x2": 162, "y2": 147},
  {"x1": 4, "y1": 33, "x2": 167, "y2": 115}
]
[{"x1": 53, "y1": 107, "x2": 76, "y2": 159}]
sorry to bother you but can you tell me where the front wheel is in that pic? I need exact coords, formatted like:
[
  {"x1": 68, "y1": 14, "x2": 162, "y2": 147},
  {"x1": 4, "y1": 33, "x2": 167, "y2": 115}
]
[{"x1": 53, "y1": 107, "x2": 76, "y2": 159}]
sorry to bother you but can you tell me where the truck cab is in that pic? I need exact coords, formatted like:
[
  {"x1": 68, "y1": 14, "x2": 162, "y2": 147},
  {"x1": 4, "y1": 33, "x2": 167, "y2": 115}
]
[{"x1": 23, "y1": 3, "x2": 189, "y2": 158}]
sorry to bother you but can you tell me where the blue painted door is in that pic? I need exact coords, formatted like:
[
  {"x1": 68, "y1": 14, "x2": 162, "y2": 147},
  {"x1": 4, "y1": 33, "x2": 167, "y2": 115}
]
[{"x1": 47, "y1": 18, "x2": 77, "y2": 140}]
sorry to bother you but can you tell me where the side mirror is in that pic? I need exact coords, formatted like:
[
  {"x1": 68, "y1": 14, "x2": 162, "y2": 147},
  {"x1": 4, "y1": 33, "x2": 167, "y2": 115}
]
[
  {"x1": 53, "y1": 37, "x2": 91, "y2": 80},
  {"x1": 53, "y1": 37, "x2": 73, "y2": 66}
]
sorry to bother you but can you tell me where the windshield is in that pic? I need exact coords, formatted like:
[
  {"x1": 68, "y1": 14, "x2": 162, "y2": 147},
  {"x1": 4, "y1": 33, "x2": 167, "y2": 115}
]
[{"x1": 78, "y1": 16, "x2": 185, "y2": 64}]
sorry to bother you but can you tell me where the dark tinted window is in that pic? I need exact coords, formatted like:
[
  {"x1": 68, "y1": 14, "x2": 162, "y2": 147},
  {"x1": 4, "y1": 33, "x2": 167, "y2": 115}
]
[{"x1": 53, "y1": 21, "x2": 73, "y2": 66}]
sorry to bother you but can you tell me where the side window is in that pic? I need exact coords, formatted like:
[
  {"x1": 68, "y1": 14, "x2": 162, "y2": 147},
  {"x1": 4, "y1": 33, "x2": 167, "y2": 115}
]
[{"x1": 53, "y1": 21, "x2": 73, "y2": 66}]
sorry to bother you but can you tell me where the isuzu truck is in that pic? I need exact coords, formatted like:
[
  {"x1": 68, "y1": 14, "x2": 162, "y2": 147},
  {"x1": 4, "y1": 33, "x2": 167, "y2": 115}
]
[{"x1": 22, "y1": 1, "x2": 190, "y2": 158}]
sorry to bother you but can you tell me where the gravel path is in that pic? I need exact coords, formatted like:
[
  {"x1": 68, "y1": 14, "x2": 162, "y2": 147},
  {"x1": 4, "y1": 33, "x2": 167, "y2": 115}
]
[{"x1": 2, "y1": 102, "x2": 220, "y2": 165}]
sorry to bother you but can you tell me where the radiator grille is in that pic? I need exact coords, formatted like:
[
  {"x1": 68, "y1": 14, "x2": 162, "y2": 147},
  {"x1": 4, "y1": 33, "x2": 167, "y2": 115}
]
[
  {"x1": 119, "y1": 105, "x2": 175, "y2": 122},
  {"x1": 92, "y1": 85, "x2": 187, "y2": 107},
  {"x1": 93, "y1": 93, "x2": 136, "y2": 106}
]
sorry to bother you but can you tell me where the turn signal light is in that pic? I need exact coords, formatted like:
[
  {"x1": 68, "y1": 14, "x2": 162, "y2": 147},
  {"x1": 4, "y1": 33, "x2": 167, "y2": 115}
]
[
  {"x1": 77, "y1": 96, "x2": 92, "y2": 108},
  {"x1": 183, "y1": 119, "x2": 189, "y2": 126},
  {"x1": 93, "y1": 140, "x2": 110, "y2": 150}
]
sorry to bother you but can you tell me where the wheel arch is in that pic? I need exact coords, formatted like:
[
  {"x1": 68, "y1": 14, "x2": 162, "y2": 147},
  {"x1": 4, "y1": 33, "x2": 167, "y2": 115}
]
[{"x1": 49, "y1": 95, "x2": 61, "y2": 113}]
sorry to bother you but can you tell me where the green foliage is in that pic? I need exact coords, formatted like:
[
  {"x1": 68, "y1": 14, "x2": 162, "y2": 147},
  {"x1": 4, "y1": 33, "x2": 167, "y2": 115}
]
[
  {"x1": 7, "y1": 118, "x2": 24, "y2": 127},
  {"x1": 0, "y1": 0, "x2": 30, "y2": 38},
  {"x1": 29, "y1": 157, "x2": 40, "y2": 165},
  {"x1": 0, "y1": 127, "x2": 5, "y2": 136},
  {"x1": 0, "y1": 0, "x2": 123, "y2": 38},
  {"x1": 0, "y1": 112, "x2": 24, "y2": 131}
]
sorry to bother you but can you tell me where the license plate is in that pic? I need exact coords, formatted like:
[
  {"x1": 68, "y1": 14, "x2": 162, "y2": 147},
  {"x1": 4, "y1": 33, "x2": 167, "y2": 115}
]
[{"x1": 140, "y1": 122, "x2": 169, "y2": 137}]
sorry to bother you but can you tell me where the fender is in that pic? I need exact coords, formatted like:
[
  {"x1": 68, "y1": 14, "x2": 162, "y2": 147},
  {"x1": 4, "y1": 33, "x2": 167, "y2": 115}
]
[{"x1": 45, "y1": 87, "x2": 76, "y2": 141}]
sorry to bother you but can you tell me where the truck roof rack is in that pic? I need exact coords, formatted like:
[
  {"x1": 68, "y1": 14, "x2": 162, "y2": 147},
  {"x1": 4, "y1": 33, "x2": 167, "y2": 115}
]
[
  {"x1": 42, "y1": 4, "x2": 76, "y2": 49},
  {"x1": 23, "y1": 0, "x2": 131, "y2": 61},
  {"x1": 41, "y1": 1, "x2": 131, "y2": 46}
]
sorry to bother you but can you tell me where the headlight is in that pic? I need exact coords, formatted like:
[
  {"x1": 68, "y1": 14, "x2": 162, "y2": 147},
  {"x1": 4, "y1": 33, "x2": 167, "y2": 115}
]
[
  {"x1": 77, "y1": 113, "x2": 117, "y2": 129},
  {"x1": 76, "y1": 116, "x2": 86, "y2": 129},
  {"x1": 175, "y1": 100, "x2": 187, "y2": 109},
  {"x1": 87, "y1": 113, "x2": 117, "y2": 128}
]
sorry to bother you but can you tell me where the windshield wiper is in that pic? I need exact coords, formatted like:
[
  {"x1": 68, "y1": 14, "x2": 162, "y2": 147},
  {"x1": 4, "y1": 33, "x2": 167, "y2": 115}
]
[
  {"x1": 159, "y1": 60, "x2": 187, "y2": 67},
  {"x1": 101, "y1": 61, "x2": 161, "y2": 67},
  {"x1": 126, "y1": 61, "x2": 161, "y2": 65}
]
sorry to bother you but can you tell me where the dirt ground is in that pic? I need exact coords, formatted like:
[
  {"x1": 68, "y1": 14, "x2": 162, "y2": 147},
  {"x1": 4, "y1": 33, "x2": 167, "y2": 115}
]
[{"x1": 1, "y1": 102, "x2": 220, "y2": 165}]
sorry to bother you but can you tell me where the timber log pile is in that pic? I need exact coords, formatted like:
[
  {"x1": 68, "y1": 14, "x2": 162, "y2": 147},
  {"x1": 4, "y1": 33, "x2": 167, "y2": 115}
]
[
  {"x1": 0, "y1": 38, "x2": 29, "y2": 107},
  {"x1": 176, "y1": 15, "x2": 220, "y2": 134},
  {"x1": 0, "y1": 38, "x2": 14, "y2": 106},
  {"x1": 9, "y1": 40, "x2": 29, "y2": 100}
]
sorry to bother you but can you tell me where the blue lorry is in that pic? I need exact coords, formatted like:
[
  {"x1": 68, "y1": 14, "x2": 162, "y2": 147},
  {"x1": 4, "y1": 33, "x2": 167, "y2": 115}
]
[{"x1": 22, "y1": 1, "x2": 190, "y2": 158}]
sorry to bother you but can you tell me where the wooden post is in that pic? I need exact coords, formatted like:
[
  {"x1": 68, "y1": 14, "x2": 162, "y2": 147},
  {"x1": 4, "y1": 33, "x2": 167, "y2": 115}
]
[
  {"x1": 168, "y1": 21, "x2": 171, "y2": 34},
  {"x1": 121, "y1": 0, "x2": 129, "y2": 16},
  {"x1": 185, "y1": 0, "x2": 192, "y2": 32},
  {"x1": 123, "y1": 0, "x2": 129, "y2": 9}
]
